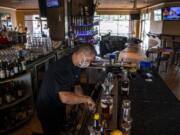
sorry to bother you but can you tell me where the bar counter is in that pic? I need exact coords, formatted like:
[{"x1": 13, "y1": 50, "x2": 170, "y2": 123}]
[
  {"x1": 63, "y1": 68, "x2": 180, "y2": 135},
  {"x1": 16, "y1": 45, "x2": 180, "y2": 135}
]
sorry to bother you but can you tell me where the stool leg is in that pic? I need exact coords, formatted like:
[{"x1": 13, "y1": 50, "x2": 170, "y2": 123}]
[{"x1": 165, "y1": 61, "x2": 168, "y2": 73}]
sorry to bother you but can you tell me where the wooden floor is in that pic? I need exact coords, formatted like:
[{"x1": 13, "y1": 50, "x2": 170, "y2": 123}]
[{"x1": 8, "y1": 45, "x2": 180, "y2": 135}]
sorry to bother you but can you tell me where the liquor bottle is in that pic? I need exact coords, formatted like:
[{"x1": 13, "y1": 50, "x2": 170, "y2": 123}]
[
  {"x1": 100, "y1": 92, "x2": 113, "y2": 120},
  {"x1": 100, "y1": 120, "x2": 106, "y2": 135},
  {"x1": 21, "y1": 60, "x2": 26, "y2": 71},
  {"x1": 13, "y1": 59, "x2": 19, "y2": 74},
  {"x1": 80, "y1": 4, "x2": 84, "y2": 16},
  {"x1": 18, "y1": 50, "x2": 26, "y2": 71},
  {"x1": 18, "y1": 59, "x2": 23, "y2": 73},
  {"x1": 0, "y1": 60, "x2": 5, "y2": 79},
  {"x1": 15, "y1": 81, "x2": 24, "y2": 98},
  {"x1": 10, "y1": 81, "x2": 16, "y2": 102},
  {"x1": 121, "y1": 70, "x2": 130, "y2": 98},
  {"x1": 93, "y1": 113, "x2": 101, "y2": 135},
  {"x1": 4, "y1": 60, "x2": 10, "y2": 78},
  {"x1": 9, "y1": 61, "x2": 15, "y2": 77},
  {"x1": 4, "y1": 85, "x2": 12, "y2": 104}
]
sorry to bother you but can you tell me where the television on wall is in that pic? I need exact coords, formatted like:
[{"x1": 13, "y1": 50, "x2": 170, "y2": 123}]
[
  {"x1": 163, "y1": 7, "x2": 180, "y2": 21},
  {"x1": 46, "y1": 0, "x2": 60, "y2": 8},
  {"x1": 154, "y1": 9, "x2": 162, "y2": 21}
]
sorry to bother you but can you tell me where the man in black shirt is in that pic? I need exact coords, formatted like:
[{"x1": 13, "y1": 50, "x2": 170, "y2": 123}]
[{"x1": 36, "y1": 44, "x2": 96, "y2": 135}]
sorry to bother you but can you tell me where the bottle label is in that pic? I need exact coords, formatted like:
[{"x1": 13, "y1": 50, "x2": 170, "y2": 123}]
[
  {"x1": 17, "y1": 90, "x2": 23, "y2": 97},
  {"x1": 5, "y1": 95, "x2": 12, "y2": 103},
  {"x1": 22, "y1": 65, "x2": 26, "y2": 71},
  {"x1": 121, "y1": 87, "x2": 129, "y2": 92},
  {"x1": 6, "y1": 70, "x2": 10, "y2": 78},
  {"x1": 14, "y1": 67, "x2": 18, "y2": 74},
  {"x1": 0, "y1": 70, "x2": 5, "y2": 79},
  {"x1": 10, "y1": 70, "x2": 14, "y2": 77}
]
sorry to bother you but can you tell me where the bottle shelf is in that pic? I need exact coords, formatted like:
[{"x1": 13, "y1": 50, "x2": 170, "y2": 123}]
[
  {"x1": 76, "y1": 33, "x2": 97, "y2": 37},
  {"x1": 0, "y1": 71, "x2": 27, "y2": 83},
  {"x1": 73, "y1": 22, "x2": 99, "y2": 27},
  {"x1": 0, "y1": 110, "x2": 33, "y2": 134},
  {"x1": 0, "y1": 93, "x2": 31, "y2": 111}
]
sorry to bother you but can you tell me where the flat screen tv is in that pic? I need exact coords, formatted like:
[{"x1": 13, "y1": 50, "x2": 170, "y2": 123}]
[
  {"x1": 163, "y1": 7, "x2": 180, "y2": 21},
  {"x1": 46, "y1": 0, "x2": 60, "y2": 8}
]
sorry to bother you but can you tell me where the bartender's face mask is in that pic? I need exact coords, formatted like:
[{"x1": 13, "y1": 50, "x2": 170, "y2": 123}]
[{"x1": 79, "y1": 53, "x2": 90, "y2": 68}]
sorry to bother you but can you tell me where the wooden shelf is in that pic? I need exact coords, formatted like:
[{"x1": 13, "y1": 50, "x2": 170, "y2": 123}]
[
  {"x1": 0, "y1": 93, "x2": 32, "y2": 111},
  {"x1": 0, "y1": 71, "x2": 27, "y2": 84},
  {"x1": 0, "y1": 113, "x2": 33, "y2": 134}
]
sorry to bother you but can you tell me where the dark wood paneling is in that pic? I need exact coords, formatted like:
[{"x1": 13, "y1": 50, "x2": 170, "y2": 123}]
[
  {"x1": 46, "y1": 0, "x2": 65, "y2": 40},
  {"x1": 71, "y1": 0, "x2": 87, "y2": 16}
]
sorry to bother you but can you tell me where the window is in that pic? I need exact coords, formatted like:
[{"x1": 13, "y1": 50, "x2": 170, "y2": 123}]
[
  {"x1": 99, "y1": 15, "x2": 131, "y2": 37},
  {"x1": 25, "y1": 15, "x2": 48, "y2": 37},
  {"x1": 140, "y1": 13, "x2": 151, "y2": 48},
  {"x1": 154, "y1": 9, "x2": 162, "y2": 21}
]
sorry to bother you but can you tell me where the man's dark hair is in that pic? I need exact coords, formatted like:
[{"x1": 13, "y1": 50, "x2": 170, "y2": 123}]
[{"x1": 75, "y1": 44, "x2": 97, "y2": 56}]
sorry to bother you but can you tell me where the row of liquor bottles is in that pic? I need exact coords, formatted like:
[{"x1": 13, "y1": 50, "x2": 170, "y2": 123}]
[
  {"x1": 0, "y1": 49, "x2": 27, "y2": 80},
  {"x1": 72, "y1": 16, "x2": 93, "y2": 26},
  {"x1": 0, "y1": 59, "x2": 26, "y2": 80},
  {"x1": 88, "y1": 73, "x2": 114, "y2": 135},
  {"x1": 0, "y1": 80, "x2": 27, "y2": 106},
  {"x1": 119, "y1": 69, "x2": 133, "y2": 135},
  {"x1": 0, "y1": 101, "x2": 33, "y2": 132},
  {"x1": 92, "y1": 100, "x2": 132, "y2": 135},
  {"x1": 89, "y1": 70, "x2": 132, "y2": 135}
]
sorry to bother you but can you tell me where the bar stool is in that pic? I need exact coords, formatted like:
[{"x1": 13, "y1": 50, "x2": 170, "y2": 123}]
[
  {"x1": 156, "y1": 49, "x2": 171, "y2": 72},
  {"x1": 147, "y1": 47, "x2": 171, "y2": 72}
]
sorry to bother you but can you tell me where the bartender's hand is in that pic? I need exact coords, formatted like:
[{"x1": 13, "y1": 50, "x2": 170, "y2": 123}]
[{"x1": 86, "y1": 97, "x2": 96, "y2": 113}]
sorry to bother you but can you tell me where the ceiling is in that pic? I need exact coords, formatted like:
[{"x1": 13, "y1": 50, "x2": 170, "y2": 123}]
[
  {"x1": 0, "y1": 0, "x2": 39, "y2": 9},
  {"x1": 96, "y1": 0, "x2": 177, "y2": 9},
  {"x1": 0, "y1": 0, "x2": 179, "y2": 10}
]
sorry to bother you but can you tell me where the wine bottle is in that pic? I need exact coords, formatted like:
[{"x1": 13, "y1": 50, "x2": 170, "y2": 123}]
[
  {"x1": 0, "y1": 60, "x2": 5, "y2": 79},
  {"x1": 4, "y1": 85, "x2": 12, "y2": 104},
  {"x1": 10, "y1": 81, "x2": 16, "y2": 102},
  {"x1": 16, "y1": 81, "x2": 24, "y2": 98},
  {"x1": 93, "y1": 113, "x2": 101, "y2": 134},
  {"x1": 21, "y1": 60, "x2": 26, "y2": 71},
  {"x1": 13, "y1": 59, "x2": 19, "y2": 74},
  {"x1": 18, "y1": 60, "x2": 23, "y2": 73},
  {"x1": 4, "y1": 60, "x2": 10, "y2": 78}
]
